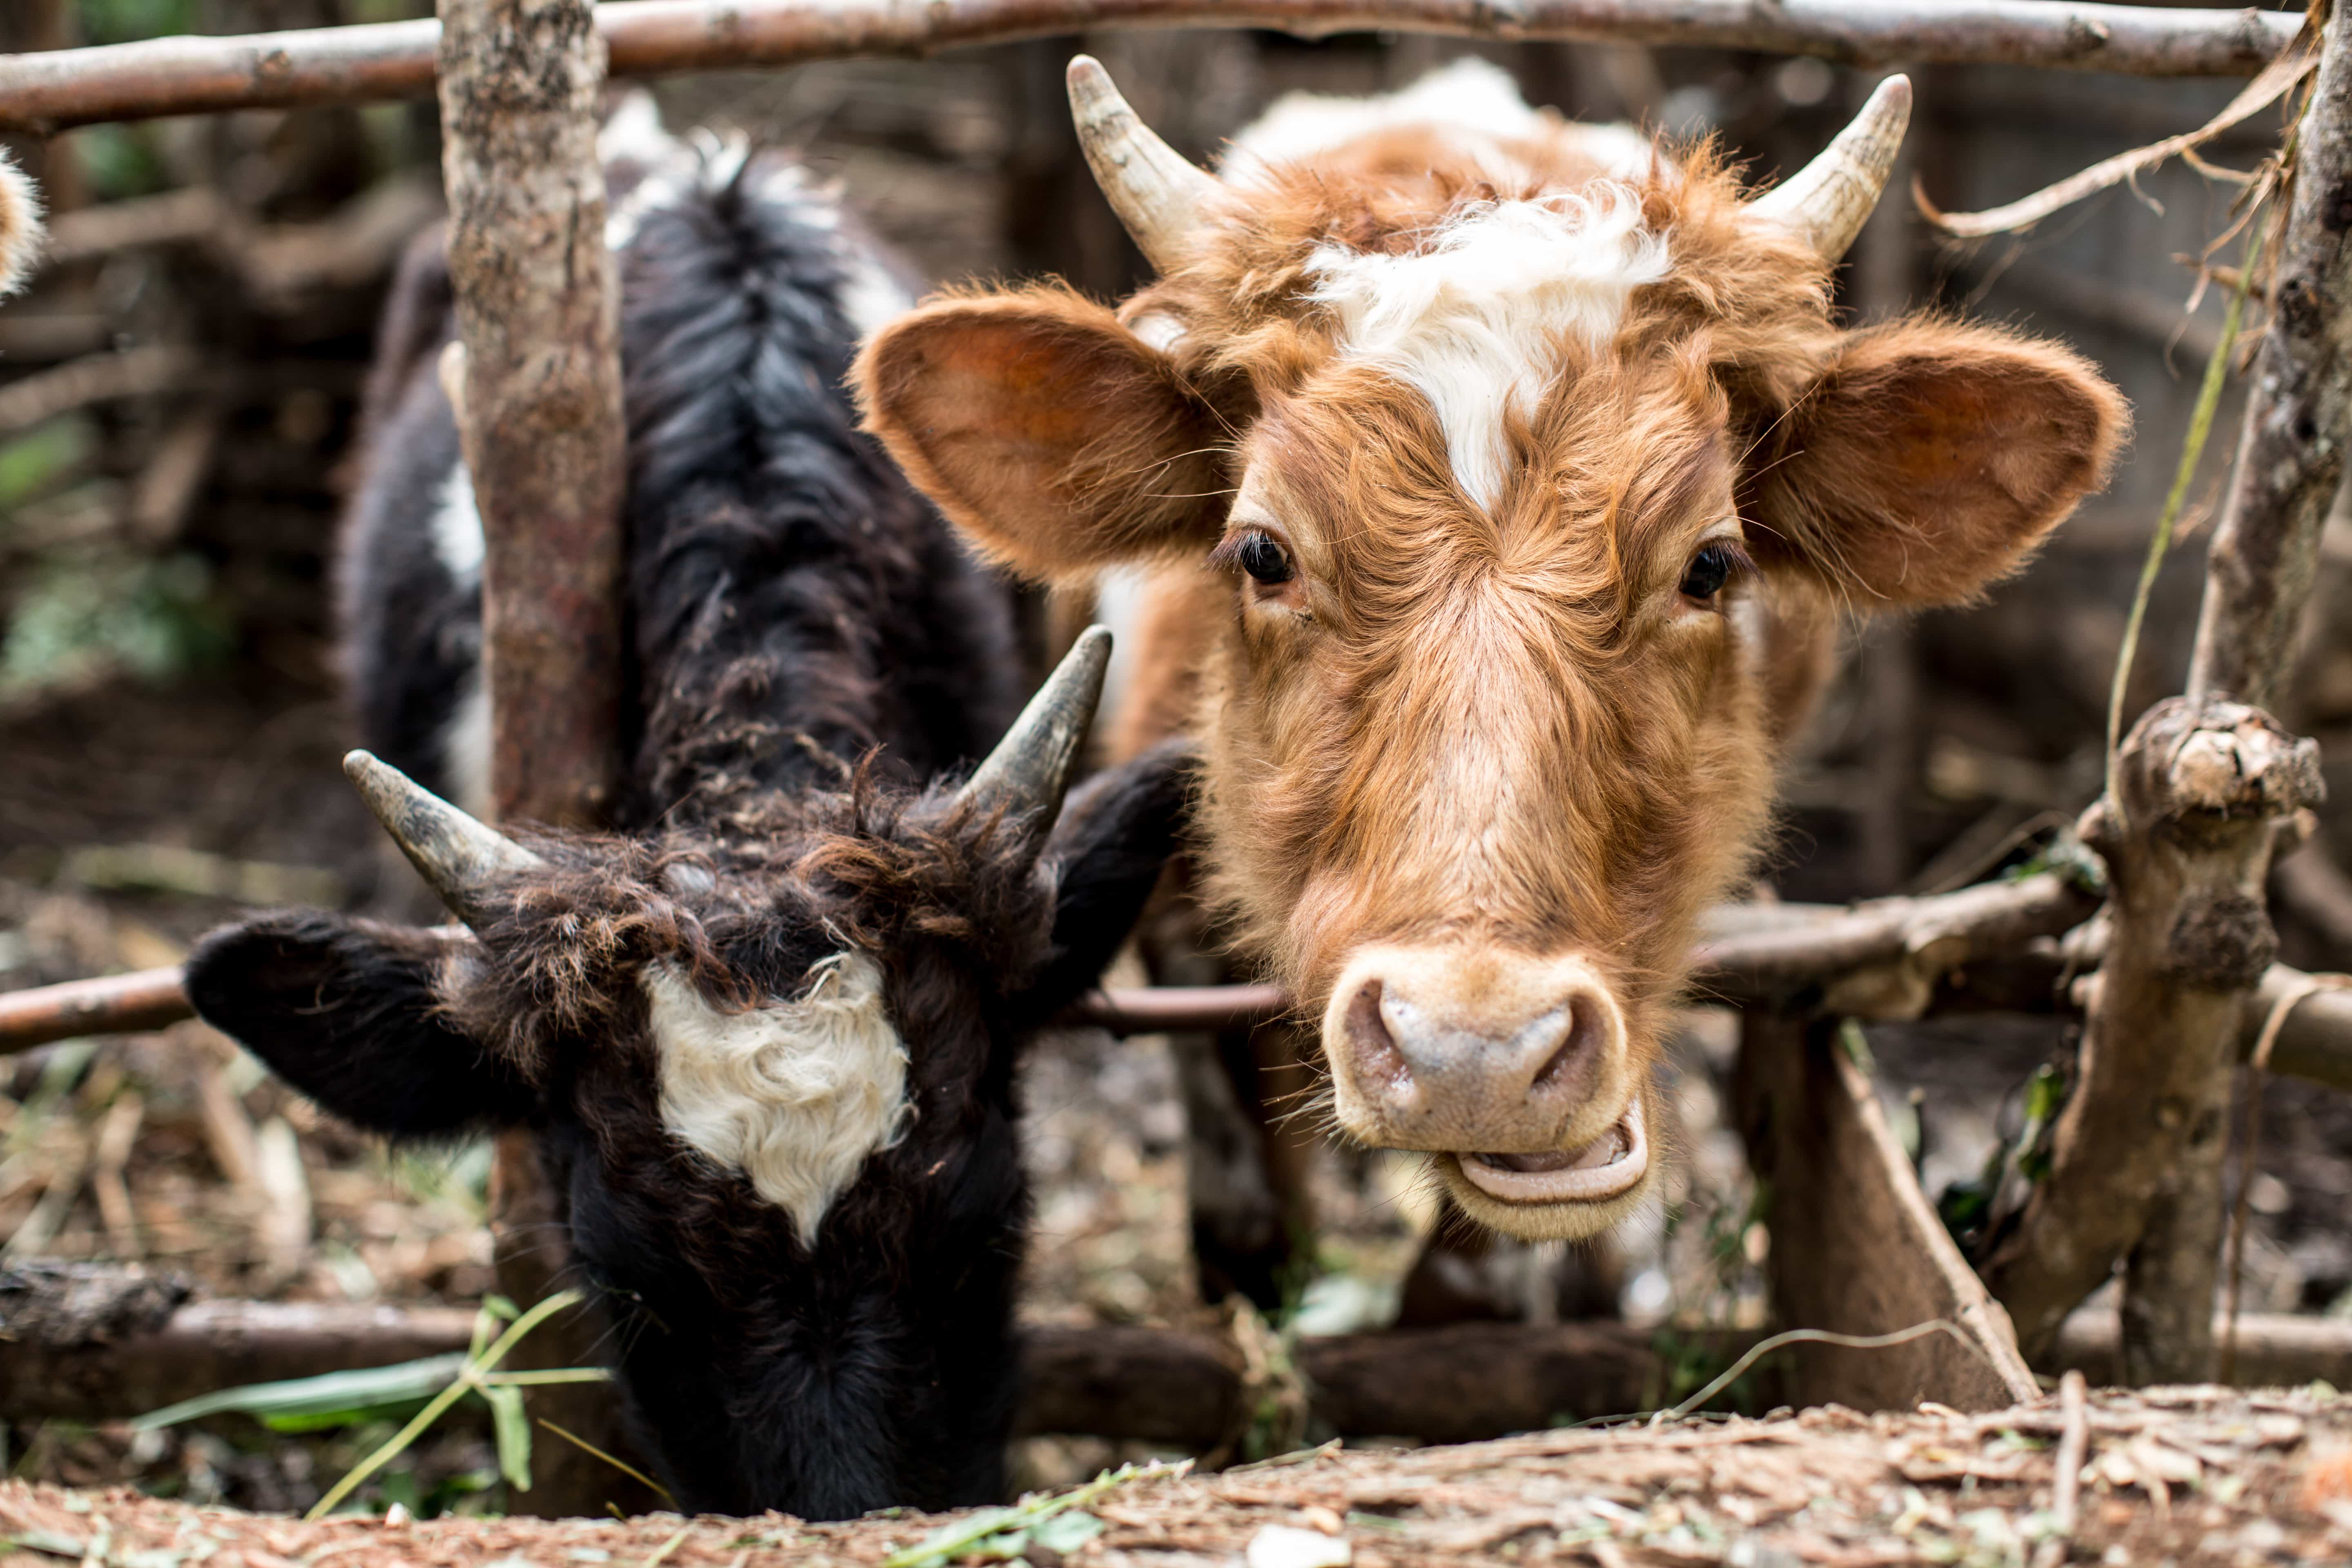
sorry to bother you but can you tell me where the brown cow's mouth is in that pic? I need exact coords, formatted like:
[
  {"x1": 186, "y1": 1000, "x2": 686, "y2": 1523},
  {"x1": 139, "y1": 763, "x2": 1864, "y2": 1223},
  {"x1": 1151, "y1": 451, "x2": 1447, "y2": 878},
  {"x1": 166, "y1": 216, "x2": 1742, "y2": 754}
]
[{"x1": 1454, "y1": 1094, "x2": 1648, "y2": 1204}]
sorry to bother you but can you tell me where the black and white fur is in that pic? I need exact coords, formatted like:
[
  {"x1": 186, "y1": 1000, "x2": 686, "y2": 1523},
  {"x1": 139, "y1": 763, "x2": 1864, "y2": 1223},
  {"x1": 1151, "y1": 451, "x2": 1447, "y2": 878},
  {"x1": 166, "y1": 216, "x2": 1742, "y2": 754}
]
[{"x1": 189, "y1": 105, "x2": 1192, "y2": 1519}]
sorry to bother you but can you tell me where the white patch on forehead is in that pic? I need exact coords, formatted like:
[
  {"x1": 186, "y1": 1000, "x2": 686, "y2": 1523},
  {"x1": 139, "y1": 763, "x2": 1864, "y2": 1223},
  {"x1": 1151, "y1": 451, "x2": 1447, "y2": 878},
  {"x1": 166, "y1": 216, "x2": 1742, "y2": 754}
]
[
  {"x1": 431, "y1": 462, "x2": 484, "y2": 582},
  {"x1": 1305, "y1": 188, "x2": 1672, "y2": 510},
  {"x1": 647, "y1": 952, "x2": 911, "y2": 1248}
]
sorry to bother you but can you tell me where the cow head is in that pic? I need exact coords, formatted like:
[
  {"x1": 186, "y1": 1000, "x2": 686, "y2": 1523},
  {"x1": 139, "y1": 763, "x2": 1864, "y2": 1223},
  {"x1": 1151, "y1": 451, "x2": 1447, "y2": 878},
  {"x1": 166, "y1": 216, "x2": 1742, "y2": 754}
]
[
  {"x1": 856, "y1": 62, "x2": 2126, "y2": 1242},
  {"x1": 185, "y1": 633, "x2": 1192, "y2": 1515}
]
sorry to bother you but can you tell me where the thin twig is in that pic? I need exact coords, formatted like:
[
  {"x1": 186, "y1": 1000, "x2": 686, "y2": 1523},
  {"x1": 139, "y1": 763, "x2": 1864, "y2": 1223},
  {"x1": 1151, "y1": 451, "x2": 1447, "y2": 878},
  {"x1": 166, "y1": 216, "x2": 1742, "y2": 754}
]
[
  {"x1": 535, "y1": 1418, "x2": 675, "y2": 1505},
  {"x1": 2105, "y1": 212, "x2": 2266, "y2": 817},
  {"x1": 2052, "y1": 1369, "x2": 2087, "y2": 1536},
  {"x1": 1653, "y1": 1320, "x2": 1992, "y2": 1424}
]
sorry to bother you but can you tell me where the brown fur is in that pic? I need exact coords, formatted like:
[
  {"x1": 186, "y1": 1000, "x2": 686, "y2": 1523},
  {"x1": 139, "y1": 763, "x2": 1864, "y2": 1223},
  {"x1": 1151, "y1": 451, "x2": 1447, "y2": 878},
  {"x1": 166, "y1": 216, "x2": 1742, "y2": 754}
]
[{"x1": 856, "y1": 108, "x2": 2127, "y2": 1239}]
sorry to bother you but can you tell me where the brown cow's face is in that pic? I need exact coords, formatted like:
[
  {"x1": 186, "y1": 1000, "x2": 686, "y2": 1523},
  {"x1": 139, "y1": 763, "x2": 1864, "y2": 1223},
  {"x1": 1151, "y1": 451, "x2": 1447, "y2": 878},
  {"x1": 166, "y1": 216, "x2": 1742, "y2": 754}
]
[
  {"x1": 855, "y1": 65, "x2": 2128, "y2": 1239},
  {"x1": 1193, "y1": 356, "x2": 1773, "y2": 1232}
]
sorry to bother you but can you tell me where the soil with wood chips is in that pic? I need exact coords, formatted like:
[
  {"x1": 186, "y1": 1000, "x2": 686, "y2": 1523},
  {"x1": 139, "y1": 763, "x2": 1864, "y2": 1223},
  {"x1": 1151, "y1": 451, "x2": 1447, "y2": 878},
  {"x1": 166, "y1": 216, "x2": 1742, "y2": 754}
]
[{"x1": 4, "y1": 1386, "x2": 2350, "y2": 1567}]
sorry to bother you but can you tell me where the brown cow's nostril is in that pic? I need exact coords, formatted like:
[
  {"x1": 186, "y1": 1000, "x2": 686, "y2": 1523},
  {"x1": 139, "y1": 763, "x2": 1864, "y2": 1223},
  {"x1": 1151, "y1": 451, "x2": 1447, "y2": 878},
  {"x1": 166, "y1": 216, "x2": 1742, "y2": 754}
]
[
  {"x1": 1346, "y1": 980, "x2": 1413, "y2": 1091},
  {"x1": 1529, "y1": 995, "x2": 1606, "y2": 1104}
]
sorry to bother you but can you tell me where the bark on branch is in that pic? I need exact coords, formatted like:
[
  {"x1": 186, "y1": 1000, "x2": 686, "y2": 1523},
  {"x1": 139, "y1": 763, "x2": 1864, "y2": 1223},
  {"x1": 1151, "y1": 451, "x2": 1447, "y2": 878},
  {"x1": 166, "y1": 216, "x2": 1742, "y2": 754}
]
[
  {"x1": 1990, "y1": 0, "x2": 2352, "y2": 1391},
  {"x1": 0, "y1": 0, "x2": 2306, "y2": 131},
  {"x1": 14, "y1": 1277, "x2": 2352, "y2": 1440},
  {"x1": 437, "y1": 0, "x2": 633, "y2": 1517},
  {"x1": 1989, "y1": 702, "x2": 2324, "y2": 1378}
]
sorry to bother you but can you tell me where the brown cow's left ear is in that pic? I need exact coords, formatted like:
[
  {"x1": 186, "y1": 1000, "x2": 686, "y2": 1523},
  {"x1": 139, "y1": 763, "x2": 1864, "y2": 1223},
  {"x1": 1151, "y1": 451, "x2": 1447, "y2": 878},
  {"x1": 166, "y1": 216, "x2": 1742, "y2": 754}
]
[
  {"x1": 853, "y1": 286, "x2": 1229, "y2": 581},
  {"x1": 1745, "y1": 321, "x2": 2128, "y2": 606}
]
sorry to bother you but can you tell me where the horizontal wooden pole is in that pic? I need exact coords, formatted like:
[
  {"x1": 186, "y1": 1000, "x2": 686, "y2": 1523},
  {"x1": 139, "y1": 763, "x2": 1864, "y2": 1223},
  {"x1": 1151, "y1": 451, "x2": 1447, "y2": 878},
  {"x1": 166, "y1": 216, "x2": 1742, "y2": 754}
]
[
  {"x1": 13, "y1": 1287, "x2": 2352, "y2": 1438},
  {"x1": 0, "y1": 968, "x2": 202, "y2": 1054},
  {"x1": 0, "y1": 1289, "x2": 1740, "y2": 1439},
  {"x1": 0, "y1": 0, "x2": 2305, "y2": 130},
  {"x1": 0, "y1": 876, "x2": 2094, "y2": 1054}
]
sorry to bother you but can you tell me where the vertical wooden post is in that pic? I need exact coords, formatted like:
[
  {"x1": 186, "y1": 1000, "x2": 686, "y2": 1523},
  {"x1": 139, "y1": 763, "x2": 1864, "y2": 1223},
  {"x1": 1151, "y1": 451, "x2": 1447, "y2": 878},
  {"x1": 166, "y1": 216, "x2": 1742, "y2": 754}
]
[
  {"x1": 437, "y1": 0, "x2": 641, "y2": 1517},
  {"x1": 1987, "y1": 0, "x2": 2352, "y2": 1382}
]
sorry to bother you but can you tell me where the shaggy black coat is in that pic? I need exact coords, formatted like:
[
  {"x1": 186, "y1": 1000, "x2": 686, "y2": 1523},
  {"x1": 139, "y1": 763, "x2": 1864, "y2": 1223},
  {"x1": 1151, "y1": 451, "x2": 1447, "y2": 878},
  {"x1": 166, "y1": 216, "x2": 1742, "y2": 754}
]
[
  {"x1": 187, "y1": 750, "x2": 1191, "y2": 1518},
  {"x1": 341, "y1": 147, "x2": 1021, "y2": 824},
  {"x1": 189, "y1": 136, "x2": 1192, "y2": 1519}
]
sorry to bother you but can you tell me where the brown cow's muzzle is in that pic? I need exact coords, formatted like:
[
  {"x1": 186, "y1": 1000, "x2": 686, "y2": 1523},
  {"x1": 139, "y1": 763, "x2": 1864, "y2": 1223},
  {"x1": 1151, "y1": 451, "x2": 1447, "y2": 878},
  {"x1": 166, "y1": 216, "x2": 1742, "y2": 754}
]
[{"x1": 1321, "y1": 944, "x2": 1653, "y2": 1239}]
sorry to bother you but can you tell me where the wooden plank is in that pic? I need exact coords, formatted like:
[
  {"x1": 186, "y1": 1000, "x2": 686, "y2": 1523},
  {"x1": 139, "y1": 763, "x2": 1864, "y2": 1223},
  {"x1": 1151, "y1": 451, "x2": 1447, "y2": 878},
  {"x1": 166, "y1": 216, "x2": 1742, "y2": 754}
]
[{"x1": 1736, "y1": 1013, "x2": 2039, "y2": 1412}]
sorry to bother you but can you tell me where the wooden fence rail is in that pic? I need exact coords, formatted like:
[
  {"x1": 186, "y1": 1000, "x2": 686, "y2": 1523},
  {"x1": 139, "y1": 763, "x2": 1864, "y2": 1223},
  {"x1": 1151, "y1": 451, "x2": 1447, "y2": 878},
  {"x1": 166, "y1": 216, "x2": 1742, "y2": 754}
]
[
  {"x1": 0, "y1": 0, "x2": 2306, "y2": 131},
  {"x1": 10, "y1": 1292, "x2": 2352, "y2": 1443}
]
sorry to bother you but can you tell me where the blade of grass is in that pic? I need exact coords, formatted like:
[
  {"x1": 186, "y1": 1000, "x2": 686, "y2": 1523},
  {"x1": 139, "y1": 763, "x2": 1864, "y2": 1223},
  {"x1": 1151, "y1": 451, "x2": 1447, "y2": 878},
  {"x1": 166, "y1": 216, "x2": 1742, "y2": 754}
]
[
  {"x1": 537, "y1": 1417, "x2": 676, "y2": 1506},
  {"x1": 136, "y1": 1353, "x2": 468, "y2": 1432},
  {"x1": 303, "y1": 1290, "x2": 588, "y2": 1520}
]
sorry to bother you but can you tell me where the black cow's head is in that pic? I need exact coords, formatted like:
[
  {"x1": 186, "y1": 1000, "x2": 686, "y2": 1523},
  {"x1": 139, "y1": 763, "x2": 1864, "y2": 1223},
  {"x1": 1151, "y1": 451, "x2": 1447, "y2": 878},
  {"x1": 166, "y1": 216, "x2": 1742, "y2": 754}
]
[{"x1": 185, "y1": 632, "x2": 1189, "y2": 1518}]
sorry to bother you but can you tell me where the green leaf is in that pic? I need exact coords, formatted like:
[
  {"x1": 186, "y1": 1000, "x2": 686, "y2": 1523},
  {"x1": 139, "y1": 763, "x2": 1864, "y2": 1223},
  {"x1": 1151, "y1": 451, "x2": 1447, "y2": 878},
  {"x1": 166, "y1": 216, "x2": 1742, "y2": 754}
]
[
  {"x1": 1029, "y1": 1513, "x2": 1105, "y2": 1553},
  {"x1": 136, "y1": 1354, "x2": 469, "y2": 1432},
  {"x1": 484, "y1": 1384, "x2": 532, "y2": 1492}
]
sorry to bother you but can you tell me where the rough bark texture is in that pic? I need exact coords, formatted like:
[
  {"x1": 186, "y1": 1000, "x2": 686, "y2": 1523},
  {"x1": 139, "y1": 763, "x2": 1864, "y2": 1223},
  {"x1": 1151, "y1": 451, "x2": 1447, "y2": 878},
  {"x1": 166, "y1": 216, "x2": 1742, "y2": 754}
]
[
  {"x1": 1736, "y1": 1014, "x2": 2040, "y2": 1413},
  {"x1": 1988, "y1": 702, "x2": 2323, "y2": 1378},
  {"x1": 0, "y1": 1291, "x2": 1760, "y2": 1443},
  {"x1": 1987, "y1": 0, "x2": 2352, "y2": 1392},
  {"x1": 436, "y1": 0, "x2": 632, "y2": 1518},
  {"x1": 1, "y1": 1296, "x2": 480, "y2": 1422},
  {"x1": 0, "y1": 0, "x2": 2305, "y2": 131},
  {"x1": 2189, "y1": 8, "x2": 2352, "y2": 714}
]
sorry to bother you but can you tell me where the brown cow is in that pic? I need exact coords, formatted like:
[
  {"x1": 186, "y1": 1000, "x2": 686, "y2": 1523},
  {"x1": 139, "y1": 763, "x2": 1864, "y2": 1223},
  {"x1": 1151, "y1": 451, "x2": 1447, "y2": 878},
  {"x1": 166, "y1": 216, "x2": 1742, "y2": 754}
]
[{"x1": 857, "y1": 59, "x2": 2126, "y2": 1243}]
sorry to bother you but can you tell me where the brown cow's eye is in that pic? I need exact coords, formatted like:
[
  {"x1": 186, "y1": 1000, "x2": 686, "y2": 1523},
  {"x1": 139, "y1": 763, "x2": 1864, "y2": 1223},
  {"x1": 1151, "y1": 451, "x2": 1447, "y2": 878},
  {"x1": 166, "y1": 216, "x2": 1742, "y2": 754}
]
[
  {"x1": 1238, "y1": 532, "x2": 1295, "y2": 586},
  {"x1": 1680, "y1": 543, "x2": 1737, "y2": 601}
]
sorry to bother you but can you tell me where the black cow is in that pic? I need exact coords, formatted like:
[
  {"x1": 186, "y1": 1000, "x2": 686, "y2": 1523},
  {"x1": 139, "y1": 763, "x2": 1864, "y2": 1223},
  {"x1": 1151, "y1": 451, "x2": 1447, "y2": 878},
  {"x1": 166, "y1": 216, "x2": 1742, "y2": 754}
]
[{"x1": 185, "y1": 114, "x2": 1189, "y2": 1520}]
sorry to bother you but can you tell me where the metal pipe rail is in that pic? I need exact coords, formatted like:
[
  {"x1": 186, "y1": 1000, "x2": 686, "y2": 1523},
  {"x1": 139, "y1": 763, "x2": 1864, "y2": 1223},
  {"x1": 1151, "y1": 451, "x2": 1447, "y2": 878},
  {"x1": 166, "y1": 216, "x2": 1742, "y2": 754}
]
[{"x1": 0, "y1": 0, "x2": 2306, "y2": 131}]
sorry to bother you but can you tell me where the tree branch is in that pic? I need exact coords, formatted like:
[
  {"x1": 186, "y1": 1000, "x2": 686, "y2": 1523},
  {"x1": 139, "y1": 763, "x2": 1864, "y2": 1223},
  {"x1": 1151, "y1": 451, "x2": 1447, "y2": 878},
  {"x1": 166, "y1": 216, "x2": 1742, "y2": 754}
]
[
  {"x1": 1986, "y1": 0, "x2": 2352, "y2": 1390},
  {"x1": 0, "y1": 0, "x2": 2305, "y2": 132}
]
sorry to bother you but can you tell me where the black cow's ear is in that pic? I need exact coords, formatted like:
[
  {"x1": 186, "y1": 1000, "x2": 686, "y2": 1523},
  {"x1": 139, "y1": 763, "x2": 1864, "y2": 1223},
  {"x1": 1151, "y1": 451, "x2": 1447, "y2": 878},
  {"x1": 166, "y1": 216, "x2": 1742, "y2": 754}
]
[
  {"x1": 1014, "y1": 739, "x2": 1196, "y2": 1024},
  {"x1": 186, "y1": 911, "x2": 538, "y2": 1140}
]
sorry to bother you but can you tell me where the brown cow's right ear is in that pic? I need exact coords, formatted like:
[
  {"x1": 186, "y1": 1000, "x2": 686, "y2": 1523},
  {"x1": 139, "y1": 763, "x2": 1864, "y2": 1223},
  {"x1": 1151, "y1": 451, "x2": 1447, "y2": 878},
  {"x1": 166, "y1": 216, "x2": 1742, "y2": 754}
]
[{"x1": 855, "y1": 288, "x2": 1228, "y2": 579}]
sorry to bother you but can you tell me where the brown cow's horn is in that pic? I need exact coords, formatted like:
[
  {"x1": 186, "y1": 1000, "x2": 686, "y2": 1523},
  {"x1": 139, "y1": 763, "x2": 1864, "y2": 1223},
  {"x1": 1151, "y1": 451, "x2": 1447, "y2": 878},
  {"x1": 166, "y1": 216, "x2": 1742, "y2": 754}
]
[
  {"x1": 343, "y1": 750, "x2": 546, "y2": 924},
  {"x1": 1067, "y1": 56, "x2": 1220, "y2": 275},
  {"x1": 956, "y1": 626, "x2": 1111, "y2": 850},
  {"x1": 1749, "y1": 74, "x2": 1911, "y2": 265}
]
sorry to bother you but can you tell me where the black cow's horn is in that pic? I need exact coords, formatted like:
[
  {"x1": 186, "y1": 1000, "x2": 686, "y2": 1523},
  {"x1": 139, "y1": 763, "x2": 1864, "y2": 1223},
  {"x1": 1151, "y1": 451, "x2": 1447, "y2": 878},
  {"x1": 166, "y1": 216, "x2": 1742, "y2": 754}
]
[
  {"x1": 1749, "y1": 74, "x2": 1911, "y2": 265},
  {"x1": 956, "y1": 626, "x2": 1111, "y2": 853},
  {"x1": 343, "y1": 750, "x2": 546, "y2": 925},
  {"x1": 1067, "y1": 56, "x2": 1220, "y2": 275}
]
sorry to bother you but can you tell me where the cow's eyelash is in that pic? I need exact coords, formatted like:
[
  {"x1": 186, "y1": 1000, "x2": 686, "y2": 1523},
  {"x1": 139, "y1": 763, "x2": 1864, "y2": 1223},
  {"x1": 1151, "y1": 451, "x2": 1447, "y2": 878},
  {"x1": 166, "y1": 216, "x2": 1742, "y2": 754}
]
[{"x1": 1207, "y1": 531, "x2": 1261, "y2": 571}]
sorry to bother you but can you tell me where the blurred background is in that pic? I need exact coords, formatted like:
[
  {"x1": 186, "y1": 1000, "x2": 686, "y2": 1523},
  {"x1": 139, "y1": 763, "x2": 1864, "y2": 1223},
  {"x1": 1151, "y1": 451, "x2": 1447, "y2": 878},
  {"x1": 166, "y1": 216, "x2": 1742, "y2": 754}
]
[{"x1": 5, "y1": 0, "x2": 2352, "y2": 1517}]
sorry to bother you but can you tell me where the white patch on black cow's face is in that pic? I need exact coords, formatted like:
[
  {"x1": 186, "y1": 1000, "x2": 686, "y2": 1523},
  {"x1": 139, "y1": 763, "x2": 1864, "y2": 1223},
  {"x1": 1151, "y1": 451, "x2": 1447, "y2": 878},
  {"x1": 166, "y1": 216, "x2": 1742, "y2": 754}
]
[
  {"x1": 1303, "y1": 189, "x2": 1671, "y2": 512},
  {"x1": 645, "y1": 952, "x2": 911, "y2": 1247}
]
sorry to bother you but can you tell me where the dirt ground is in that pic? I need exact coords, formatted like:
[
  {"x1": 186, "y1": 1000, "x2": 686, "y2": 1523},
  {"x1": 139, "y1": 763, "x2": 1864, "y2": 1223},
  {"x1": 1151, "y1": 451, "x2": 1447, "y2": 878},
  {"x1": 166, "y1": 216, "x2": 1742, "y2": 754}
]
[{"x1": 7, "y1": 1387, "x2": 2351, "y2": 1567}]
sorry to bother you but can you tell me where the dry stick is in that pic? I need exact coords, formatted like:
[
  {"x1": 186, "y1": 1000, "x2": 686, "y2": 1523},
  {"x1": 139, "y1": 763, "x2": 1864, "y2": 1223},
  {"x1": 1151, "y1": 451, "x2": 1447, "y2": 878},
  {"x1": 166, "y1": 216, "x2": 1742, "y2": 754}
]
[
  {"x1": 1650, "y1": 1320, "x2": 1993, "y2": 1424},
  {"x1": 1991, "y1": 0, "x2": 2352, "y2": 1381},
  {"x1": 437, "y1": 0, "x2": 632, "y2": 1518},
  {"x1": 2051, "y1": 1369, "x2": 2087, "y2": 1537},
  {"x1": 0, "y1": 0, "x2": 2305, "y2": 133}
]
